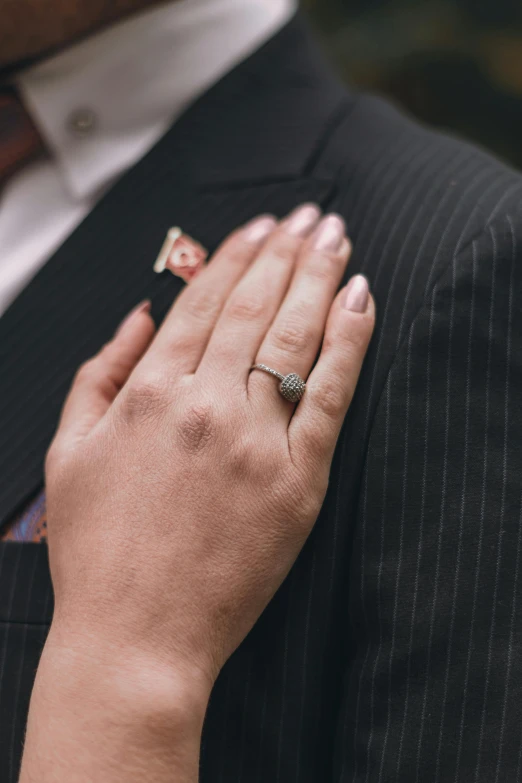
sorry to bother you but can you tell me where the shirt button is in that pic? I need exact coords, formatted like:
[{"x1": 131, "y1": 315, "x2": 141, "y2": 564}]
[{"x1": 67, "y1": 108, "x2": 97, "y2": 136}]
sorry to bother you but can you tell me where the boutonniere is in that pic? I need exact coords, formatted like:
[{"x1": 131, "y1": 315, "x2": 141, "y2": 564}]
[{"x1": 154, "y1": 228, "x2": 208, "y2": 284}]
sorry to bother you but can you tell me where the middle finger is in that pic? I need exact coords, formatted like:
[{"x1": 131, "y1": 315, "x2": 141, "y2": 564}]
[{"x1": 197, "y1": 203, "x2": 322, "y2": 379}]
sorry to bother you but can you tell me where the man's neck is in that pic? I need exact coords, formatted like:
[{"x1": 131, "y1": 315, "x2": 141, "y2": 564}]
[{"x1": 0, "y1": 0, "x2": 171, "y2": 71}]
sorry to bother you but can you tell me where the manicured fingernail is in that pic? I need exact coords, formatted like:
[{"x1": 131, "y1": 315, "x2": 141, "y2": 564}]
[
  {"x1": 116, "y1": 300, "x2": 151, "y2": 334},
  {"x1": 282, "y1": 203, "x2": 321, "y2": 237},
  {"x1": 243, "y1": 215, "x2": 277, "y2": 244},
  {"x1": 343, "y1": 275, "x2": 369, "y2": 313},
  {"x1": 312, "y1": 214, "x2": 346, "y2": 251}
]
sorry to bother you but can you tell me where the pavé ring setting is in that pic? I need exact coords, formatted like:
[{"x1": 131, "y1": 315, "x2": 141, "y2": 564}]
[{"x1": 251, "y1": 364, "x2": 306, "y2": 403}]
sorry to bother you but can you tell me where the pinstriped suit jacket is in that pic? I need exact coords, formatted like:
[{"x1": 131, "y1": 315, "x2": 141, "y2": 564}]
[{"x1": 1, "y1": 13, "x2": 522, "y2": 782}]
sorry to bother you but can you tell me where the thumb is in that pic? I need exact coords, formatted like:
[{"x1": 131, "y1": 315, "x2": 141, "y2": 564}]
[{"x1": 56, "y1": 301, "x2": 155, "y2": 446}]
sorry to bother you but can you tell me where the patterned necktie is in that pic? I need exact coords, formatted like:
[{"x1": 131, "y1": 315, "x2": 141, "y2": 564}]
[
  {"x1": 0, "y1": 89, "x2": 44, "y2": 186},
  {"x1": 1, "y1": 90, "x2": 47, "y2": 543}
]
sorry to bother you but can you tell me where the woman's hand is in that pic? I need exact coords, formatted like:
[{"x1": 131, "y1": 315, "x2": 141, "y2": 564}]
[{"x1": 21, "y1": 204, "x2": 375, "y2": 782}]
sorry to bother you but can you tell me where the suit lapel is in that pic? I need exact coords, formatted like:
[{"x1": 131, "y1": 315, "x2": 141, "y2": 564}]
[{"x1": 0, "y1": 14, "x2": 350, "y2": 529}]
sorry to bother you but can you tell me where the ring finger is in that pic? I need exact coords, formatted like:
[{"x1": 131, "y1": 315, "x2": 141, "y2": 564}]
[{"x1": 250, "y1": 214, "x2": 351, "y2": 416}]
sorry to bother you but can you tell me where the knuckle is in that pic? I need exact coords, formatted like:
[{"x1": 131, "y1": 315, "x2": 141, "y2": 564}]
[
  {"x1": 296, "y1": 486, "x2": 324, "y2": 526},
  {"x1": 189, "y1": 289, "x2": 222, "y2": 322},
  {"x1": 304, "y1": 252, "x2": 342, "y2": 281},
  {"x1": 272, "y1": 243, "x2": 294, "y2": 263},
  {"x1": 267, "y1": 240, "x2": 299, "y2": 266},
  {"x1": 324, "y1": 324, "x2": 369, "y2": 358},
  {"x1": 98, "y1": 342, "x2": 114, "y2": 359},
  {"x1": 311, "y1": 373, "x2": 345, "y2": 419},
  {"x1": 275, "y1": 477, "x2": 322, "y2": 536},
  {"x1": 226, "y1": 436, "x2": 254, "y2": 477},
  {"x1": 345, "y1": 325, "x2": 371, "y2": 353},
  {"x1": 227, "y1": 294, "x2": 265, "y2": 323},
  {"x1": 271, "y1": 318, "x2": 314, "y2": 355},
  {"x1": 176, "y1": 402, "x2": 215, "y2": 454},
  {"x1": 271, "y1": 229, "x2": 301, "y2": 255},
  {"x1": 227, "y1": 427, "x2": 275, "y2": 480},
  {"x1": 223, "y1": 231, "x2": 254, "y2": 261},
  {"x1": 122, "y1": 370, "x2": 171, "y2": 421},
  {"x1": 75, "y1": 357, "x2": 99, "y2": 385}
]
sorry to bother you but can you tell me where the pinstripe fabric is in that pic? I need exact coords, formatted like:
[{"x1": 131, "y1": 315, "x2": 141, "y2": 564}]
[
  {"x1": 335, "y1": 208, "x2": 522, "y2": 781},
  {"x1": 1, "y1": 12, "x2": 522, "y2": 782}
]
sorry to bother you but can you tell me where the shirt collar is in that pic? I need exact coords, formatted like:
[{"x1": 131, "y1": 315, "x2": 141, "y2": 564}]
[{"x1": 17, "y1": 0, "x2": 296, "y2": 202}]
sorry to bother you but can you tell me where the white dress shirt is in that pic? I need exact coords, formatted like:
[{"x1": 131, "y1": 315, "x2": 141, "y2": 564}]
[{"x1": 0, "y1": 0, "x2": 296, "y2": 317}]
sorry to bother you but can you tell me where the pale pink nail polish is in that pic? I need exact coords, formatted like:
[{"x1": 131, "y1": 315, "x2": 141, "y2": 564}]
[
  {"x1": 282, "y1": 203, "x2": 322, "y2": 237},
  {"x1": 312, "y1": 214, "x2": 346, "y2": 252},
  {"x1": 243, "y1": 215, "x2": 277, "y2": 244},
  {"x1": 116, "y1": 300, "x2": 151, "y2": 335},
  {"x1": 343, "y1": 275, "x2": 369, "y2": 313}
]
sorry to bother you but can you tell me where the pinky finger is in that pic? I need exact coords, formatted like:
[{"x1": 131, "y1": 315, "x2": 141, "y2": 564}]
[{"x1": 288, "y1": 275, "x2": 375, "y2": 466}]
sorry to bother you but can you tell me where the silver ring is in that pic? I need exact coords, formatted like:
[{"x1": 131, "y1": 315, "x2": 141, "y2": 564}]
[{"x1": 251, "y1": 364, "x2": 306, "y2": 403}]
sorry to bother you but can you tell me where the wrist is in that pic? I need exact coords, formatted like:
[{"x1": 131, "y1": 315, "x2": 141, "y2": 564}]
[
  {"x1": 21, "y1": 624, "x2": 212, "y2": 782},
  {"x1": 40, "y1": 622, "x2": 212, "y2": 736}
]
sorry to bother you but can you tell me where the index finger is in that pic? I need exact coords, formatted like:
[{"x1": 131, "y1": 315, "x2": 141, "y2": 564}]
[{"x1": 145, "y1": 215, "x2": 277, "y2": 374}]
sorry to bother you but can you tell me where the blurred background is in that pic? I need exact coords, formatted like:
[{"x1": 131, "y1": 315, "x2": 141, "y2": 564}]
[{"x1": 304, "y1": 0, "x2": 522, "y2": 170}]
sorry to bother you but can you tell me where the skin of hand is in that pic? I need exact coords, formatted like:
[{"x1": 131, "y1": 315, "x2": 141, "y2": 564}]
[
  {"x1": 19, "y1": 204, "x2": 375, "y2": 782},
  {"x1": 0, "y1": 0, "x2": 167, "y2": 70}
]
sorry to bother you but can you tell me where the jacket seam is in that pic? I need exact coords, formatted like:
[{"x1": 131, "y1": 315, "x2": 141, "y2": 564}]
[{"x1": 363, "y1": 214, "x2": 515, "y2": 462}]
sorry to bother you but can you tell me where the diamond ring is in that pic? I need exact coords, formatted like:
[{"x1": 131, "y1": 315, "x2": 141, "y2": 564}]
[{"x1": 251, "y1": 364, "x2": 306, "y2": 403}]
